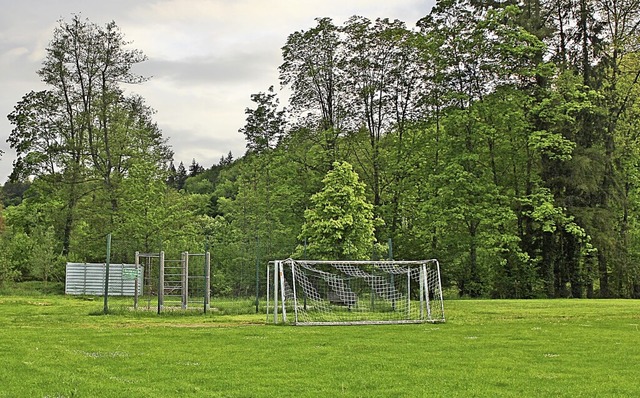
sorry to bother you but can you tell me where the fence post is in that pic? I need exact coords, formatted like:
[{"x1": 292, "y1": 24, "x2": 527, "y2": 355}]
[
  {"x1": 134, "y1": 251, "x2": 140, "y2": 310},
  {"x1": 204, "y1": 251, "x2": 211, "y2": 313},
  {"x1": 103, "y1": 233, "x2": 112, "y2": 315},
  {"x1": 182, "y1": 252, "x2": 189, "y2": 310},
  {"x1": 158, "y1": 251, "x2": 165, "y2": 314},
  {"x1": 255, "y1": 237, "x2": 260, "y2": 313}
]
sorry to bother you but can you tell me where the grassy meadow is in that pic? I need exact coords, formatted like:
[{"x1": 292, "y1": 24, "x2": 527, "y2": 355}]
[{"x1": 0, "y1": 292, "x2": 638, "y2": 397}]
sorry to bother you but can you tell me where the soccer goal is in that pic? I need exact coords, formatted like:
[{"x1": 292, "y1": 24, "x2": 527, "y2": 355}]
[{"x1": 267, "y1": 259, "x2": 445, "y2": 325}]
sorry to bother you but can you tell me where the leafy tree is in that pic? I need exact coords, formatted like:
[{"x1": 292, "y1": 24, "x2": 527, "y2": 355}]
[
  {"x1": 614, "y1": 50, "x2": 640, "y2": 297},
  {"x1": 1, "y1": 181, "x2": 30, "y2": 207},
  {"x1": 29, "y1": 226, "x2": 65, "y2": 286},
  {"x1": 280, "y1": 17, "x2": 346, "y2": 165},
  {"x1": 3, "y1": 5, "x2": 640, "y2": 299},
  {"x1": 239, "y1": 86, "x2": 286, "y2": 154},
  {"x1": 296, "y1": 161, "x2": 379, "y2": 260},
  {"x1": 341, "y1": 17, "x2": 423, "y2": 211},
  {"x1": 0, "y1": 231, "x2": 20, "y2": 286},
  {"x1": 7, "y1": 16, "x2": 170, "y2": 256},
  {"x1": 0, "y1": 201, "x2": 15, "y2": 286}
]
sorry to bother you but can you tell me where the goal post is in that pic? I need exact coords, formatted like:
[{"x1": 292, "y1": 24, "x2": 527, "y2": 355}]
[{"x1": 267, "y1": 259, "x2": 445, "y2": 325}]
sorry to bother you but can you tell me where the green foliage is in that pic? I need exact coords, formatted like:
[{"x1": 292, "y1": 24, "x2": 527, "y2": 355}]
[
  {"x1": 28, "y1": 226, "x2": 65, "y2": 285},
  {"x1": 0, "y1": 222, "x2": 64, "y2": 284},
  {"x1": 296, "y1": 161, "x2": 379, "y2": 260},
  {"x1": 1, "y1": 181, "x2": 30, "y2": 207},
  {"x1": 5, "y1": 4, "x2": 640, "y2": 298},
  {"x1": 239, "y1": 86, "x2": 286, "y2": 154},
  {"x1": 183, "y1": 174, "x2": 214, "y2": 194},
  {"x1": 0, "y1": 236, "x2": 20, "y2": 287}
]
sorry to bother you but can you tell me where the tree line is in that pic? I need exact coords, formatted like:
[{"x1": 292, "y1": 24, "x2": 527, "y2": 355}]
[{"x1": 2, "y1": 0, "x2": 640, "y2": 298}]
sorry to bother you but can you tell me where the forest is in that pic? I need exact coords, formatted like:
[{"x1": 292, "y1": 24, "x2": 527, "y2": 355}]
[{"x1": 2, "y1": 0, "x2": 640, "y2": 299}]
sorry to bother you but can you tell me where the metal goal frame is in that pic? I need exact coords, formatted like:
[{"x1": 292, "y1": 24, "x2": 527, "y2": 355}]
[{"x1": 267, "y1": 259, "x2": 445, "y2": 325}]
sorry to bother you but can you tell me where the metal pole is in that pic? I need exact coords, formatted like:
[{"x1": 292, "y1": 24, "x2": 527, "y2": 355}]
[
  {"x1": 134, "y1": 251, "x2": 140, "y2": 310},
  {"x1": 103, "y1": 233, "x2": 112, "y2": 314},
  {"x1": 407, "y1": 267, "x2": 411, "y2": 319},
  {"x1": 183, "y1": 252, "x2": 189, "y2": 310},
  {"x1": 205, "y1": 238, "x2": 211, "y2": 314},
  {"x1": 303, "y1": 239, "x2": 307, "y2": 311},
  {"x1": 266, "y1": 263, "x2": 270, "y2": 323},
  {"x1": 424, "y1": 263, "x2": 431, "y2": 320},
  {"x1": 436, "y1": 260, "x2": 445, "y2": 322},
  {"x1": 279, "y1": 261, "x2": 287, "y2": 323},
  {"x1": 146, "y1": 256, "x2": 152, "y2": 310},
  {"x1": 419, "y1": 264, "x2": 425, "y2": 320},
  {"x1": 424, "y1": 264, "x2": 431, "y2": 320},
  {"x1": 204, "y1": 251, "x2": 211, "y2": 313},
  {"x1": 255, "y1": 237, "x2": 260, "y2": 313},
  {"x1": 291, "y1": 261, "x2": 299, "y2": 324},
  {"x1": 158, "y1": 251, "x2": 165, "y2": 314},
  {"x1": 389, "y1": 238, "x2": 395, "y2": 311},
  {"x1": 273, "y1": 261, "x2": 279, "y2": 324}
]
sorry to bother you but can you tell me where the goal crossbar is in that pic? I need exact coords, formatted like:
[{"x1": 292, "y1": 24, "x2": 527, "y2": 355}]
[{"x1": 267, "y1": 259, "x2": 445, "y2": 325}]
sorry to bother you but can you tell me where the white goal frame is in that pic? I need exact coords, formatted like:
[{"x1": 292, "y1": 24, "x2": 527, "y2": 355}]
[{"x1": 267, "y1": 259, "x2": 445, "y2": 325}]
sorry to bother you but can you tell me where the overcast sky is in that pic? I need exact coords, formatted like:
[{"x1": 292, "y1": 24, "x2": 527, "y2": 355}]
[{"x1": 0, "y1": 0, "x2": 436, "y2": 183}]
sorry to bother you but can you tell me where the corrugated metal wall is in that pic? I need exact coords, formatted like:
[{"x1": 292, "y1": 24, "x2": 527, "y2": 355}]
[{"x1": 65, "y1": 263, "x2": 143, "y2": 296}]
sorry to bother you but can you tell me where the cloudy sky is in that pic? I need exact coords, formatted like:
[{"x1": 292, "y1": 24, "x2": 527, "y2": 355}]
[{"x1": 0, "y1": 0, "x2": 436, "y2": 183}]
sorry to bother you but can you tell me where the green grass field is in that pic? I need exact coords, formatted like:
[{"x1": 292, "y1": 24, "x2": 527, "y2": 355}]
[{"x1": 0, "y1": 294, "x2": 638, "y2": 397}]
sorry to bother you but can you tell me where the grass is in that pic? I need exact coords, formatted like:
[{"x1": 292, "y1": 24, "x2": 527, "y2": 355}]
[{"x1": 0, "y1": 294, "x2": 638, "y2": 397}]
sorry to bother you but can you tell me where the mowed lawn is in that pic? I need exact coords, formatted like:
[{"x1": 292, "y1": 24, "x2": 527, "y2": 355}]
[{"x1": 0, "y1": 296, "x2": 638, "y2": 397}]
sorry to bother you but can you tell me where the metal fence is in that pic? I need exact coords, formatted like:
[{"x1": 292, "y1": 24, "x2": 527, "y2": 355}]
[{"x1": 65, "y1": 263, "x2": 143, "y2": 296}]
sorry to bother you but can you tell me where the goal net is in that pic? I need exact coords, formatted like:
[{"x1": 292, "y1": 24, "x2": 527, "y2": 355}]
[{"x1": 267, "y1": 259, "x2": 445, "y2": 325}]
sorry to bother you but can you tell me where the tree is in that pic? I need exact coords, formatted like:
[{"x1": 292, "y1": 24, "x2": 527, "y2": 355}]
[
  {"x1": 189, "y1": 159, "x2": 204, "y2": 177},
  {"x1": 296, "y1": 161, "x2": 379, "y2": 260},
  {"x1": 115, "y1": 161, "x2": 175, "y2": 254},
  {"x1": 239, "y1": 86, "x2": 286, "y2": 154},
  {"x1": 280, "y1": 17, "x2": 346, "y2": 165},
  {"x1": 175, "y1": 162, "x2": 188, "y2": 190},
  {"x1": 341, "y1": 17, "x2": 424, "y2": 211},
  {"x1": 592, "y1": 0, "x2": 640, "y2": 297},
  {"x1": 29, "y1": 226, "x2": 64, "y2": 287},
  {"x1": 219, "y1": 151, "x2": 234, "y2": 166},
  {"x1": 0, "y1": 229, "x2": 20, "y2": 286},
  {"x1": 7, "y1": 16, "x2": 170, "y2": 256},
  {"x1": 1, "y1": 181, "x2": 30, "y2": 207},
  {"x1": 0, "y1": 202, "x2": 4, "y2": 234},
  {"x1": 166, "y1": 161, "x2": 177, "y2": 187}
]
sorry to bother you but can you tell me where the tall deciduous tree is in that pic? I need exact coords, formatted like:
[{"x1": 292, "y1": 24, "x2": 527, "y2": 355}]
[
  {"x1": 7, "y1": 15, "x2": 171, "y2": 256},
  {"x1": 280, "y1": 17, "x2": 346, "y2": 166},
  {"x1": 341, "y1": 17, "x2": 422, "y2": 211},
  {"x1": 239, "y1": 86, "x2": 286, "y2": 154}
]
